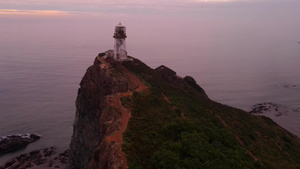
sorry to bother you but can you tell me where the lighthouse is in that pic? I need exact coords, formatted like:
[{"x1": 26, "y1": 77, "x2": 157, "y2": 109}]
[{"x1": 113, "y1": 22, "x2": 127, "y2": 61}]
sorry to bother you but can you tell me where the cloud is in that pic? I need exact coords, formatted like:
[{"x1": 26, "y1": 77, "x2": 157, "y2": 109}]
[
  {"x1": 0, "y1": 0, "x2": 240, "y2": 12},
  {"x1": 0, "y1": 9, "x2": 78, "y2": 15},
  {"x1": 0, "y1": 0, "x2": 298, "y2": 15}
]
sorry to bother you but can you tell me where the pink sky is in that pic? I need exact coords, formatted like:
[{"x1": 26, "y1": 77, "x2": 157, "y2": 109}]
[{"x1": 1, "y1": 0, "x2": 298, "y2": 16}]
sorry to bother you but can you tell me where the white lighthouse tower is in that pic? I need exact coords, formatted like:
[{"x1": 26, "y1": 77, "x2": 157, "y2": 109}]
[{"x1": 113, "y1": 22, "x2": 127, "y2": 61}]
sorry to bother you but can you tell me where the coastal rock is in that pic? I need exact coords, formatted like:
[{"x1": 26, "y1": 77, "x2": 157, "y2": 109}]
[
  {"x1": 47, "y1": 149, "x2": 70, "y2": 168},
  {"x1": 0, "y1": 134, "x2": 40, "y2": 155},
  {"x1": 0, "y1": 147, "x2": 69, "y2": 169},
  {"x1": 283, "y1": 84, "x2": 297, "y2": 89},
  {"x1": 0, "y1": 147, "x2": 52, "y2": 169},
  {"x1": 249, "y1": 102, "x2": 288, "y2": 116}
]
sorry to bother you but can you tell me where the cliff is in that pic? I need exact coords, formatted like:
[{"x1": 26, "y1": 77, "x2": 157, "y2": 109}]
[
  {"x1": 68, "y1": 54, "x2": 300, "y2": 169},
  {"x1": 68, "y1": 56, "x2": 145, "y2": 169}
]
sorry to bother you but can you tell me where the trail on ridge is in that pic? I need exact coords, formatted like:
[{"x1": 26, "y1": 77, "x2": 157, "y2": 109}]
[{"x1": 104, "y1": 65, "x2": 147, "y2": 169}]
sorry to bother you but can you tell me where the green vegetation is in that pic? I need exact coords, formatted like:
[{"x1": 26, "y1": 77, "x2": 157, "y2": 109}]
[{"x1": 121, "y1": 58, "x2": 300, "y2": 169}]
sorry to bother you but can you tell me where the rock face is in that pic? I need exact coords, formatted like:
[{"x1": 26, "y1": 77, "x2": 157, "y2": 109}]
[
  {"x1": 155, "y1": 65, "x2": 185, "y2": 89},
  {"x1": 68, "y1": 56, "x2": 146, "y2": 169},
  {"x1": 0, "y1": 134, "x2": 40, "y2": 155}
]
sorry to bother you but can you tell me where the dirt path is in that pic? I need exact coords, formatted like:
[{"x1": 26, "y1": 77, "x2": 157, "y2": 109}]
[
  {"x1": 123, "y1": 64, "x2": 148, "y2": 93},
  {"x1": 216, "y1": 114, "x2": 228, "y2": 127},
  {"x1": 104, "y1": 66, "x2": 147, "y2": 169},
  {"x1": 214, "y1": 112, "x2": 260, "y2": 162},
  {"x1": 105, "y1": 93, "x2": 131, "y2": 145},
  {"x1": 162, "y1": 93, "x2": 178, "y2": 111}
]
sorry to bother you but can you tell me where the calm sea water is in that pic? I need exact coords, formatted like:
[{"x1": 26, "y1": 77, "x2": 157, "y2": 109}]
[{"x1": 1, "y1": 9, "x2": 300, "y2": 163}]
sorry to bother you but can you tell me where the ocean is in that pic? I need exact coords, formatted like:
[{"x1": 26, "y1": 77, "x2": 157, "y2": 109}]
[{"x1": 1, "y1": 7, "x2": 300, "y2": 164}]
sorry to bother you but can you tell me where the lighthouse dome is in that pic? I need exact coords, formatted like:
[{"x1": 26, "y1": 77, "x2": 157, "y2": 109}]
[{"x1": 113, "y1": 23, "x2": 127, "y2": 39}]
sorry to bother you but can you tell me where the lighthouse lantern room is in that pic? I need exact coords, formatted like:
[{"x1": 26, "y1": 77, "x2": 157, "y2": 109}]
[{"x1": 113, "y1": 23, "x2": 127, "y2": 61}]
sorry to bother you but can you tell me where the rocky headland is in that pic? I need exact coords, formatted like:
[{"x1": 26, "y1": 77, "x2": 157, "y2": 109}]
[{"x1": 67, "y1": 53, "x2": 300, "y2": 169}]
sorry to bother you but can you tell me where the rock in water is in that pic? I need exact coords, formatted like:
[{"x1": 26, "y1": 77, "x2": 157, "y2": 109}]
[
  {"x1": 249, "y1": 102, "x2": 289, "y2": 116},
  {"x1": 0, "y1": 134, "x2": 40, "y2": 155}
]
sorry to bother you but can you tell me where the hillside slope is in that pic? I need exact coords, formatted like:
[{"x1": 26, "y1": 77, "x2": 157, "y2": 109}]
[{"x1": 68, "y1": 54, "x2": 300, "y2": 169}]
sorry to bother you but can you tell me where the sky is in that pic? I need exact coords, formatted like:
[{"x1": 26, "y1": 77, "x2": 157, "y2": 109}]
[
  {"x1": 1, "y1": 0, "x2": 299, "y2": 111},
  {"x1": 1, "y1": 0, "x2": 300, "y2": 17},
  {"x1": 1, "y1": 0, "x2": 299, "y2": 57},
  {"x1": 1, "y1": 0, "x2": 299, "y2": 58}
]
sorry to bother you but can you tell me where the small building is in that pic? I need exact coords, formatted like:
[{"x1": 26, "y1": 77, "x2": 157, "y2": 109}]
[{"x1": 113, "y1": 22, "x2": 127, "y2": 61}]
